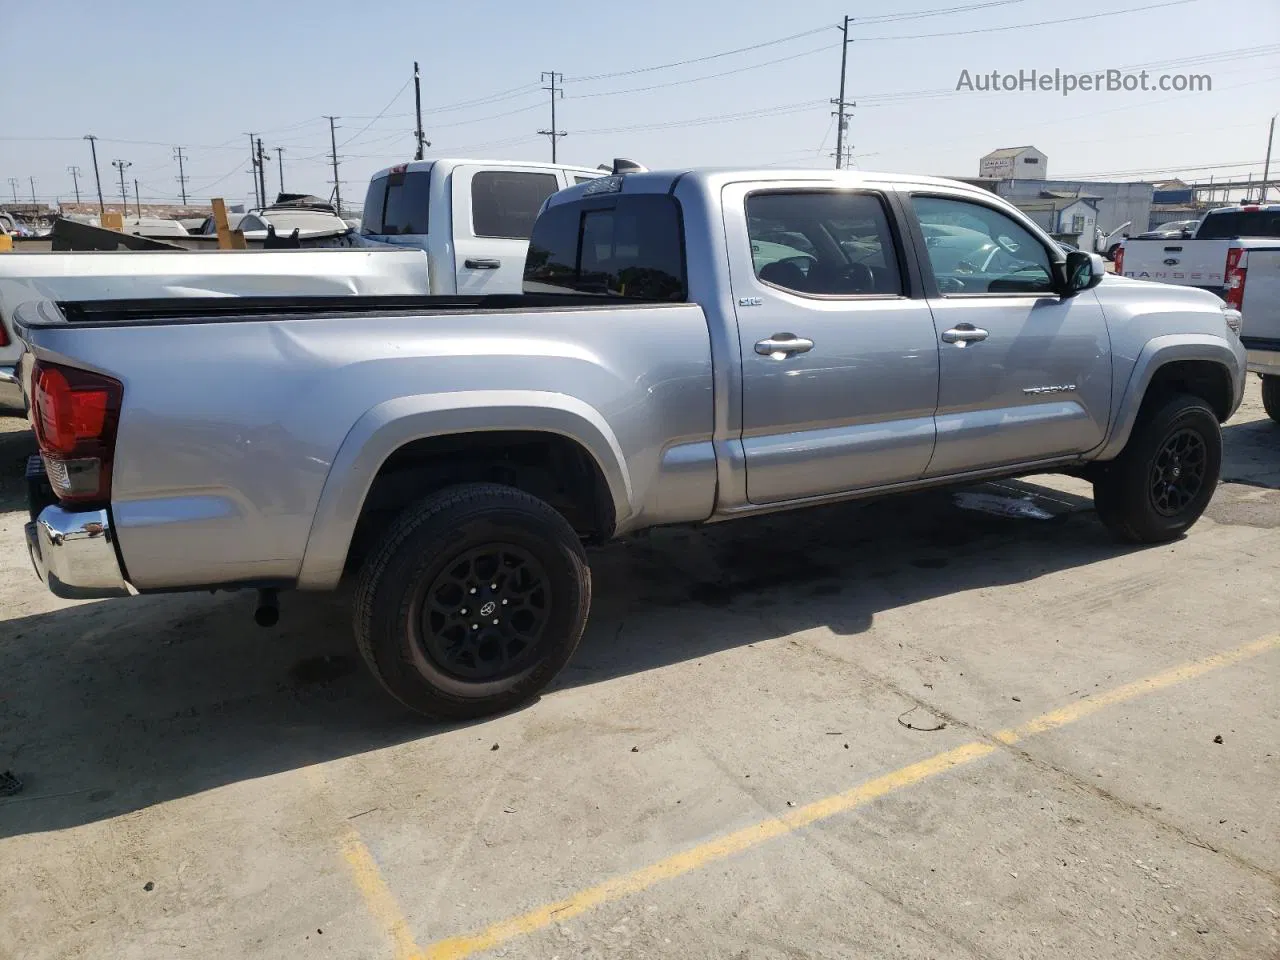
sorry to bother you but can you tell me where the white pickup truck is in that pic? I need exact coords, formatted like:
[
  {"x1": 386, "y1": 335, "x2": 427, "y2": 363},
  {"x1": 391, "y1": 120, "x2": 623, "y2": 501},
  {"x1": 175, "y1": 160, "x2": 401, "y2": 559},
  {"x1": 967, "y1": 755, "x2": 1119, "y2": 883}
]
[
  {"x1": 358, "y1": 157, "x2": 604, "y2": 294},
  {"x1": 1116, "y1": 203, "x2": 1280, "y2": 295},
  {"x1": 1229, "y1": 243, "x2": 1280, "y2": 421}
]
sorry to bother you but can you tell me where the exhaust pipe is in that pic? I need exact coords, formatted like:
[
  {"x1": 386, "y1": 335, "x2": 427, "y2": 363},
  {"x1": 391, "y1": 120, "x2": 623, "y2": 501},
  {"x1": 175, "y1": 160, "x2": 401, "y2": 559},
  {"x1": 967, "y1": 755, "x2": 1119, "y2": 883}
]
[{"x1": 254, "y1": 588, "x2": 280, "y2": 627}]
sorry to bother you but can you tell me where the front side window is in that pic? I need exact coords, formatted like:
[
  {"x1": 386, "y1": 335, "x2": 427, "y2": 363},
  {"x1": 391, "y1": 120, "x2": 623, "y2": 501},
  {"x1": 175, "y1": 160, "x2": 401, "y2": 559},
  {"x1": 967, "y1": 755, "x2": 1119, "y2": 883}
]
[
  {"x1": 912, "y1": 195, "x2": 1054, "y2": 295},
  {"x1": 745, "y1": 191, "x2": 902, "y2": 296},
  {"x1": 382, "y1": 169, "x2": 431, "y2": 235},
  {"x1": 471, "y1": 171, "x2": 560, "y2": 239},
  {"x1": 524, "y1": 195, "x2": 686, "y2": 301}
]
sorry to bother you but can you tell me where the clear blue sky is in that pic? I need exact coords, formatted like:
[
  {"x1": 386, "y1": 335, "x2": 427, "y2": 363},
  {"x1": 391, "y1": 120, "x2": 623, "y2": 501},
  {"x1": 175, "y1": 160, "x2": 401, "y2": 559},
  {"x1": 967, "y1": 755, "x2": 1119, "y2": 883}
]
[{"x1": 2, "y1": 0, "x2": 1278, "y2": 210}]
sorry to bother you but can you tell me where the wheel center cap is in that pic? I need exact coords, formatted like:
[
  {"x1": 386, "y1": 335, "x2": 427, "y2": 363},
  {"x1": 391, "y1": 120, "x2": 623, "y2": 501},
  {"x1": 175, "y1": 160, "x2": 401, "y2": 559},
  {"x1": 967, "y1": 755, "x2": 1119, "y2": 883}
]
[
  {"x1": 479, "y1": 600, "x2": 497, "y2": 617},
  {"x1": 1171, "y1": 465, "x2": 1182, "y2": 479}
]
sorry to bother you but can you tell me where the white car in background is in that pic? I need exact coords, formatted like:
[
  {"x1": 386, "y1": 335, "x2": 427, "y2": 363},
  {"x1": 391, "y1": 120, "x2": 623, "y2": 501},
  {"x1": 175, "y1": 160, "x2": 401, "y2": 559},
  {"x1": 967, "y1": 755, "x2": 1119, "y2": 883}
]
[{"x1": 238, "y1": 207, "x2": 350, "y2": 240}]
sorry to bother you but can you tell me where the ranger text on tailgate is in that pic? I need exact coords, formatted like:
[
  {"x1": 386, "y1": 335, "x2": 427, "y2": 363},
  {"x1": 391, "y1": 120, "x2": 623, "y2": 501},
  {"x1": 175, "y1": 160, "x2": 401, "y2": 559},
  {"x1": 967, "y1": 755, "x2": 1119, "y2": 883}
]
[{"x1": 18, "y1": 169, "x2": 1246, "y2": 718}]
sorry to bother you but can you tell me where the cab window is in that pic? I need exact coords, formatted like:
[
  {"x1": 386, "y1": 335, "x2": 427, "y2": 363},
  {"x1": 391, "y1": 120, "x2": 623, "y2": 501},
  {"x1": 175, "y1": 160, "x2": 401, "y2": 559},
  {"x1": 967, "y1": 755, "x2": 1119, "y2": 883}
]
[
  {"x1": 524, "y1": 195, "x2": 686, "y2": 301},
  {"x1": 745, "y1": 191, "x2": 902, "y2": 296},
  {"x1": 911, "y1": 196, "x2": 1054, "y2": 295}
]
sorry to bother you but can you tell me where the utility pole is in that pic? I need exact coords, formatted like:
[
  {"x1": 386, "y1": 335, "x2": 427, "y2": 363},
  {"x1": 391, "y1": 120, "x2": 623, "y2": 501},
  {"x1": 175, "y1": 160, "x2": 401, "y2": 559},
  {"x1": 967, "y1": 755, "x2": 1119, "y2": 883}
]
[
  {"x1": 274, "y1": 147, "x2": 286, "y2": 194},
  {"x1": 1261, "y1": 114, "x2": 1276, "y2": 203},
  {"x1": 325, "y1": 116, "x2": 343, "y2": 216},
  {"x1": 28, "y1": 176, "x2": 37, "y2": 206},
  {"x1": 67, "y1": 166, "x2": 82, "y2": 204},
  {"x1": 133, "y1": 179, "x2": 141, "y2": 217},
  {"x1": 538, "y1": 71, "x2": 566, "y2": 162},
  {"x1": 256, "y1": 137, "x2": 269, "y2": 207},
  {"x1": 111, "y1": 160, "x2": 131, "y2": 208},
  {"x1": 413, "y1": 61, "x2": 430, "y2": 160},
  {"x1": 7, "y1": 178, "x2": 18, "y2": 204},
  {"x1": 832, "y1": 145, "x2": 857, "y2": 170},
  {"x1": 173, "y1": 147, "x2": 189, "y2": 205},
  {"x1": 84, "y1": 135, "x2": 105, "y2": 216},
  {"x1": 247, "y1": 133, "x2": 261, "y2": 208},
  {"x1": 831, "y1": 16, "x2": 854, "y2": 170}
]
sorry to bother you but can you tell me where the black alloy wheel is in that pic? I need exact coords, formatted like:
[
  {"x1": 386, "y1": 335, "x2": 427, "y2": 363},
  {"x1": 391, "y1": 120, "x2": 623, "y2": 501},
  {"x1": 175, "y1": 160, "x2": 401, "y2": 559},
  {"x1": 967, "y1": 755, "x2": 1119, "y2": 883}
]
[
  {"x1": 416, "y1": 543, "x2": 550, "y2": 682},
  {"x1": 1148, "y1": 428, "x2": 1208, "y2": 517}
]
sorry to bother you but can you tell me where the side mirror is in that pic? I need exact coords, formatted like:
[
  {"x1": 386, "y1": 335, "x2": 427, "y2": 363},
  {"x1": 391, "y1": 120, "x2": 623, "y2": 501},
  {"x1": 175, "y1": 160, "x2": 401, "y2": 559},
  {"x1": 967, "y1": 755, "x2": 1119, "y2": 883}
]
[{"x1": 1061, "y1": 250, "x2": 1105, "y2": 295}]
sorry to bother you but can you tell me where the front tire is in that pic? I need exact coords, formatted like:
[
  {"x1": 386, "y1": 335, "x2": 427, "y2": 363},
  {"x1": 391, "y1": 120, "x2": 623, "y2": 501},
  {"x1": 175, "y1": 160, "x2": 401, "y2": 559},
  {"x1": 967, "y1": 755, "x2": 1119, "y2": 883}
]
[
  {"x1": 353, "y1": 483, "x2": 590, "y2": 720},
  {"x1": 1262, "y1": 375, "x2": 1280, "y2": 424},
  {"x1": 1092, "y1": 393, "x2": 1221, "y2": 544}
]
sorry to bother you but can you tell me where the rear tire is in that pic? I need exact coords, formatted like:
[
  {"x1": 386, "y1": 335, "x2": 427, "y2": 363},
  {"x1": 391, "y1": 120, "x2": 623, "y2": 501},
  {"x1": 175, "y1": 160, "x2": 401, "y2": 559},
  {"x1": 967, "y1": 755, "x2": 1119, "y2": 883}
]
[
  {"x1": 1092, "y1": 393, "x2": 1221, "y2": 544},
  {"x1": 353, "y1": 483, "x2": 590, "y2": 720},
  {"x1": 1262, "y1": 375, "x2": 1280, "y2": 424}
]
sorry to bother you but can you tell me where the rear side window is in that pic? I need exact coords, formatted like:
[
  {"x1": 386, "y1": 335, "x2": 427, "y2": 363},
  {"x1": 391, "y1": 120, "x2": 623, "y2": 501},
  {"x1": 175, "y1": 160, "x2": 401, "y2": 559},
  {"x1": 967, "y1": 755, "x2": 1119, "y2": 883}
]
[
  {"x1": 1197, "y1": 209, "x2": 1280, "y2": 239},
  {"x1": 382, "y1": 170, "x2": 431, "y2": 235},
  {"x1": 524, "y1": 195, "x2": 686, "y2": 301},
  {"x1": 471, "y1": 171, "x2": 560, "y2": 239},
  {"x1": 746, "y1": 191, "x2": 903, "y2": 296},
  {"x1": 361, "y1": 176, "x2": 387, "y2": 234}
]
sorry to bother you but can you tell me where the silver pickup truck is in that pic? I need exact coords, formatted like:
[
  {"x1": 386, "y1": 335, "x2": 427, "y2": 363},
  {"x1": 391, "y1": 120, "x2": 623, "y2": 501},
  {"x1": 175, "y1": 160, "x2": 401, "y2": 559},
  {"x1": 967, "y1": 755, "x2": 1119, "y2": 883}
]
[{"x1": 16, "y1": 168, "x2": 1246, "y2": 719}]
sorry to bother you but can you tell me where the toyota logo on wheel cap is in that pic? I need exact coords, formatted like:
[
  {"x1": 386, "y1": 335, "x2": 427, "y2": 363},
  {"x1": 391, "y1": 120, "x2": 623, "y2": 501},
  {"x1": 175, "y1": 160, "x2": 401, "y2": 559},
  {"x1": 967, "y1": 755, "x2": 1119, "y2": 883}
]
[{"x1": 480, "y1": 601, "x2": 497, "y2": 617}]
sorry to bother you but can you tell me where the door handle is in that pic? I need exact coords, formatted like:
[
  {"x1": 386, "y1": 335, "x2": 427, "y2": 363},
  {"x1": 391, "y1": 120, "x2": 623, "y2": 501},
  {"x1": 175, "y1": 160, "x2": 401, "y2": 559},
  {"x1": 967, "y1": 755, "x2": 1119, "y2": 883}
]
[
  {"x1": 941, "y1": 323, "x2": 989, "y2": 346},
  {"x1": 464, "y1": 258, "x2": 501, "y2": 270},
  {"x1": 755, "y1": 334, "x2": 815, "y2": 357}
]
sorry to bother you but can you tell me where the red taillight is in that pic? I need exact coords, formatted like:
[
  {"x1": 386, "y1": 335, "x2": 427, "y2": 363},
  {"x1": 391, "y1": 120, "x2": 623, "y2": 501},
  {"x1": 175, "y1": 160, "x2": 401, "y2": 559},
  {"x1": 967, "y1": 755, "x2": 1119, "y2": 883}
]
[
  {"x1": 1113, "y1": 245, "x2": 1124, "y2": 274},
  {"x1": 0, "y1": 321, "x2": 9, "y2": 348},
  {"x1": 1224, "y1": 246, "x2": 1247, "y2": 311},
  {"x1": 31, "y1": 361, "x2": 122, "y2": 503}
]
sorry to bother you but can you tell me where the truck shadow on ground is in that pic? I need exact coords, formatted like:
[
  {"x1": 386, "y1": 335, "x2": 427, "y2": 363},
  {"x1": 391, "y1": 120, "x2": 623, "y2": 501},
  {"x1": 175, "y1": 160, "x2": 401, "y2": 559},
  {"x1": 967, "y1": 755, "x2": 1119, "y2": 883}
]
[{"x1": 0, "y1": 477, "x2": 1131, "y2": 839}]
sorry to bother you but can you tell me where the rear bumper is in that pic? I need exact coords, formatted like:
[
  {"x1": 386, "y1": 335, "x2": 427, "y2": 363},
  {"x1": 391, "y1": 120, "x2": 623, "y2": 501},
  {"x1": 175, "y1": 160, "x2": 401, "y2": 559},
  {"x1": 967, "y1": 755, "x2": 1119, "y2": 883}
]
[
  {"x1": 24, "y1": 504, "x2": 131, "y2": 599},
  {"x1": 0, "y1": 364, "x2": 23, "y2": 413},
  {"x1": 1245, "y1": 348, "x2": 1280, "y2": 377}
]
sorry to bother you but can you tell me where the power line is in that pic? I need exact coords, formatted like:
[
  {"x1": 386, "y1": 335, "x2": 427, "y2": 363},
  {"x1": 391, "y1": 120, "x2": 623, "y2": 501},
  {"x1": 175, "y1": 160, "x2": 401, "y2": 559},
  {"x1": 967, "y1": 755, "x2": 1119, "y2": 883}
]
[
  {"x1": 567, "y1": 26, "x2": 831, "y2": 83},
  {"x1": 340, "y1": 78, "x2": 411, "y2": 148},
  {"x1": 568, "y1": 42, "x2": 840, "y2": 100},
  {"x1": 858, "y1": 0, "x2": 1197, "y2": 40},
  {"x1": 856, "y1": 0, "x2": 1032, "y2": 23}
]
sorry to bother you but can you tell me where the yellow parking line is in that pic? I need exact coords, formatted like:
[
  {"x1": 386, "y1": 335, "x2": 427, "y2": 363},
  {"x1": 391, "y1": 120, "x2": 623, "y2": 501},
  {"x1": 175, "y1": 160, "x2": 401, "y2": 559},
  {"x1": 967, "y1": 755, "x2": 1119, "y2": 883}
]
[
  {"x1": 341, "y1": 827, "x2": 424, "y2": 960},
  {"x1": 342, "y1": 634, "x2": 1280, "y2": 960}
]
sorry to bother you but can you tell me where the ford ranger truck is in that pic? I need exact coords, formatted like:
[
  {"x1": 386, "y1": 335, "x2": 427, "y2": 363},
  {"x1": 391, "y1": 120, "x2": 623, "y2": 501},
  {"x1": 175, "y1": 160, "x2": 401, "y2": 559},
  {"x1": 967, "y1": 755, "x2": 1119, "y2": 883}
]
[
  {"x1": 17, "y1": 168, "x2": 1246, "y2": 720},
  {"x1": 1116, "y1": 202, "x2": 1280, "y2": 294}
]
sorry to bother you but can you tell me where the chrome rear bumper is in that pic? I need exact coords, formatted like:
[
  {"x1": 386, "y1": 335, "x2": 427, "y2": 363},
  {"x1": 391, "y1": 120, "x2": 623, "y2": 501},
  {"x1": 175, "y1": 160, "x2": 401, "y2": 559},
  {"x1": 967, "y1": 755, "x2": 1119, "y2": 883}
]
[{"x1": 25, "y1": 504, "x2": 131, "y2": 599}]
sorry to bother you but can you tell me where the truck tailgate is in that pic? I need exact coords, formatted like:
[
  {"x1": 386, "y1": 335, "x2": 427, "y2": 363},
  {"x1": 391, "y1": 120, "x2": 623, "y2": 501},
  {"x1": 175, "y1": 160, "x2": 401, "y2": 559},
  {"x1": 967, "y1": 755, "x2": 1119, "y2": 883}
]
[
  {"x1": 1240, "y1": 247, "x2": 1280, "y2": 374},
  {"x1": 1120, "y1": 238, "x2": 1230, "y2": 290}
]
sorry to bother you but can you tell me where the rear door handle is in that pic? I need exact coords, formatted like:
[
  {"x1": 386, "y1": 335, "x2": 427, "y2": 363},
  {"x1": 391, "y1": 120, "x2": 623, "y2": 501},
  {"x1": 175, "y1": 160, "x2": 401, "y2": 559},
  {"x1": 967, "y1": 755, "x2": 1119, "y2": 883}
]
[
  {"x1": 755, "y1": 334, "x2": 815, "y2": 357},
  {"x1": 464, "y1": 258, "x2": 501, "y2": 270},
  {"x1": 941, "y1": 323, "x2": 989, "y2": 346}
]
